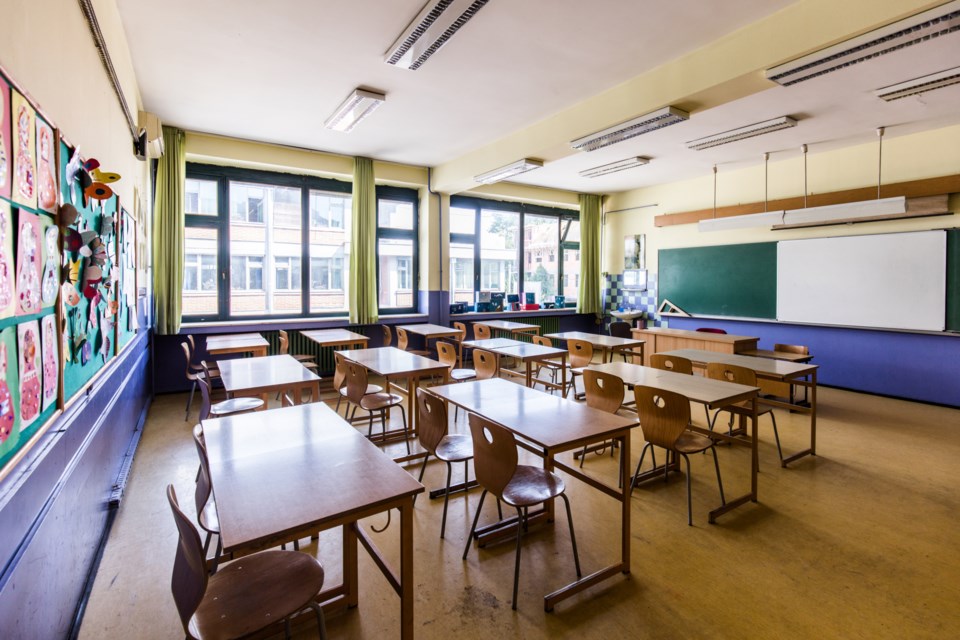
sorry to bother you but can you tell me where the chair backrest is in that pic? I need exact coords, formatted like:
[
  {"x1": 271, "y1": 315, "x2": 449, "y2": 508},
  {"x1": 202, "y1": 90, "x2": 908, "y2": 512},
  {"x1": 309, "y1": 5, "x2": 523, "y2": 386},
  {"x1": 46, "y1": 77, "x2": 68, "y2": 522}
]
[
  {"x1": 774, "y1": 343, "x2": 809, "y2": 356},
  {"x1": 416, "y1": 388, "x2": 448, "y2": 454},
  {"x1": 532, "y1": 335, "x2": 552, "y2": 348},
  {"x1": 397, "y1": 327, "x2": 412, "y2": 351},
  {"x1": 192, "y1": 425, "x2": 213, "y2": 518},
  {"x1": 180, "y1": 342, "x2": 197, "y2": 381},
  {"x1": 167, "y1": 484, "x2": 208, "y2": 634},
  {"x1": 196, "y1": 365, "x2": 213, "y2": 421},
  {"x1": 583, "y1": 370, "x2": 625, "y2": 414},
  {"x1": 696, "y1": 327, "x2": 727, "y2": 334},
  {"x1": 468, "y1": 413, "x2": 517, "y2": 500},
  {"x1": 436, "y1": 341, "x2": 458, "y2": 369},
  {"x1": 453, "y1": 322, "x2": 467, "y2": 341},
  {"x1": 333, "y1": 351, "x2": 347, "y2": 391},
  {"x1": 343, "y1": 361, "x2": 371, "y2": 404},
  {"x1": 567, "y1": 339, "x2": 594, "y2": 368},
  {"x1": 186, "y1": 335, "x2": 199, "y2": 367},
  {"x1": 633, "y1": 385, "x2": 691, "y2": 449},
  {"x1": 473, "y1": 349, "x2": 498, "y2": 380},
  {"x1": 473, "y1": 323, "x2": 491, "y2": 340},
  {"x1": 609, "y1": 321, "x2": 631, "y2": 338},
  {"x1": 381, "y1": 324, "x2": 393, "y2": 347},
  {"x1": 278, "y1": 329, "x2": 290, "y2": 355},
  {"x1": 706, "y1": 361, "x2": 757, "y2": 387},
  {"x1": 650, "y1": 353, "x2": 694, "y2": 375}
]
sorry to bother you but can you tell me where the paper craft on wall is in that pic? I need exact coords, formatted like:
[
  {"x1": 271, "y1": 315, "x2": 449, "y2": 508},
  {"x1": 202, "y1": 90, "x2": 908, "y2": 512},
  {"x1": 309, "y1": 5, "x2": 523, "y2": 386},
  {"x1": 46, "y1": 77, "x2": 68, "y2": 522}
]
[
  {"x1": 0, "y1": 76, "x2": 11, "y2": 200},
  {"x1": 15, "y1": 210, "x2": 42, "y2": 315},
  {"x1": 0, "y1": 202, "x2": 15, "y2": 319},
  {"x1": 17, "y1": 320, "x2": 40, "y2": 430},
  {"x1": 11, "y1": 90, "x2": 36, "y2": 210},
  {"x1": 40, "y1": 314, "x2": 57, "y2": 411},
  {"x1": 40, "y1": 221, "x2": 58, "y2": 307},
  {"x1": 0, "y1": 327, "x2": 19, "y2": 447},
  {"x1": 36, "y1": 118, "x2": 57, "y2": 213}
]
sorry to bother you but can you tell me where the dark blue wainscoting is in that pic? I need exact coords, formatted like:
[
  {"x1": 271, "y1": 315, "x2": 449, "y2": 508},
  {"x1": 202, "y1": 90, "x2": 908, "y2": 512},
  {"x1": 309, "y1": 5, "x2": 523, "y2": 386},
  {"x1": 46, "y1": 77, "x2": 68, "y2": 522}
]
[
  {"x1": 0, "y1": 330, "x2": 152, "y2": 639},
  {"x1": 668, "y1": 317, "x2": 960, "y2": 407}
]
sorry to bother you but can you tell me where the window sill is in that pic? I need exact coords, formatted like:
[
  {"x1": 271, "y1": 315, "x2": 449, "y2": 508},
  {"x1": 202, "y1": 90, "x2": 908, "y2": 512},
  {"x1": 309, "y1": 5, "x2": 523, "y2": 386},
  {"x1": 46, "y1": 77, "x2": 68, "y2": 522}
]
[
  {"x1": 452, "y1": 308, "x2": 581, "y2": 321},
  {"x1": 180, "y1": 312, "x2": 430, "y2": 333}
]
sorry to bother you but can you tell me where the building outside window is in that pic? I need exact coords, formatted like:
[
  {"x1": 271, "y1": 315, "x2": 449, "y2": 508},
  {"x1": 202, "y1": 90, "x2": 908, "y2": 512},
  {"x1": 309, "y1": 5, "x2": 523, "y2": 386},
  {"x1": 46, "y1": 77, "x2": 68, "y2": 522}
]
[
  {"x1": 274, "y1": 256, "x2": 301, "y2": 290},
  {"x1": 183, "y1": 253, "x2": 217, "y2": 292},
  {"x1": 377, "y1": 192, "x2": 418, "y2": 313}
]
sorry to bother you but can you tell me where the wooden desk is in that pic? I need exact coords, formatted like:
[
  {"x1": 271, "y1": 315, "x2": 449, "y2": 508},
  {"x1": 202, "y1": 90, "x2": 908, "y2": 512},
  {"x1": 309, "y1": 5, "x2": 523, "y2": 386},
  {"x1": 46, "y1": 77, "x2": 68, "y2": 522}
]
[
  {"x1": 586, "y1": 361, "x2": 761, "y2": 523},
  {"x1": 741, "y1": 348, "x2": 814, "y2": 401},
  {"x1": 216, "y1": 355, "x2": 320, "y2": 407},
  {"x1": 658, "y1": 349, "x2": 818, "y2": 467},
  {"x1": 632, "y1": 327, "x2": 757, "y2": 366},
  {"x1": 462, "y1": 338, "x2": 568, "y2": 392},
  {"x1": 545, "y1": 331, "x2": 646, "y2": 364},
  {"x1": 480, "y1": 319, "x2": 541, "y2": 338},
  {"x1": 426, "y1": 378, "x2": 636, "y2": 611},
  {"x1": 202, "y1": 402, "x2": 423, "y2": 639},
  {"x1": 206, "y1": 332, "x2": 270, "y2": 357},
  {"x1": 301, "y1": 328, "x2": 369, "y2": 350},
  {"x1": 396, "y1": 323, "x2": 462, "y2": 357}
]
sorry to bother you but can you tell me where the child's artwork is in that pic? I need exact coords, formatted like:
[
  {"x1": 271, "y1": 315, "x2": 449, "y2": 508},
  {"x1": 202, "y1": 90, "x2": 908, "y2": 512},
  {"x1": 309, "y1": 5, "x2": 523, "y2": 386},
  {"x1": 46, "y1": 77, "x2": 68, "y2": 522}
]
[
  {"x1": 41, "y1": 314, "x2": 57, "y2": 411},
  {"x1": 15, "y1": 210, "x2": 42, "y2": 315},
  {"x1": 0, "y1": 328, "x2": 18, "y2": 446},
  {"x1": 17, "y1": 320, "x2": 41, "y2": 429},
  {"x1": 36, "y1": 119, "x2": 58, "y2": 213},
  {"x1": 40, "y1": 223, "x2": 58, "y2": 307},
  {"x1": 11, "y1": 90, "x2": 36, "y2": 210},
  {"x1": 0, "y1": 77, "x2": 11, "y2": 199},
  {"x1": 0, "y1": 202, "x2": 16, "y2": 319}
]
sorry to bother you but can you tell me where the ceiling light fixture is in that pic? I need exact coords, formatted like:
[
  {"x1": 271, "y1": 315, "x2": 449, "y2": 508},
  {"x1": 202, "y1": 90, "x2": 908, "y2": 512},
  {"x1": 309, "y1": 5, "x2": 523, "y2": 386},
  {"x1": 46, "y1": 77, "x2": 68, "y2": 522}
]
[
  {"x1": 686, "y1": 116, "x2": 797, "y2": 151},
  {"x1": 766, "y1": 1, "x2": 960, "y2": 86},
  {"x1": 874, "y1": 65, "x2": 960, "y2": 101},
  {"x1": 579, "y1": 156, "x2": 651, "y2": 178},
  {"x1": 474, "y1": 158, "x2": 543, "y2": 184},
  {"x1": 699, "y1": 153, "x2": 786, "y2": 231},
  {"x1": 385, "y1": 0, "x2": 490, "y2": 70},
  {"x1": 570, "y1": 106, "x2": 689, "y2": 152},
  {"x1": 324, "y1": 88, "x2": 386, "y2": 132}
]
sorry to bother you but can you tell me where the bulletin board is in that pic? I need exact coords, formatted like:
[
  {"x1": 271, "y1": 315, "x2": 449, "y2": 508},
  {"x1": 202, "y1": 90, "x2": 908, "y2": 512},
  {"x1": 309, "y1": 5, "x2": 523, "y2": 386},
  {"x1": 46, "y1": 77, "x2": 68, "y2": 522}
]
[{"x1": 116, "y1": 206, "x2": 137, "y2": 349}]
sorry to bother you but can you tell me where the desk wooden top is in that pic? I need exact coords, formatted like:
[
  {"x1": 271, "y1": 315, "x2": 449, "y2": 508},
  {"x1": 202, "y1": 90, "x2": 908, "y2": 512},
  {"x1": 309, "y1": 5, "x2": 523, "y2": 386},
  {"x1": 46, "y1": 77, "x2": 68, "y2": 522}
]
[
  {"x1": 545, "y1": 331, "x2": 645, "y2": 350},
  {"x1": 587, "y1": 362, "x2": 759, "y2": 407},
  {"x1": 338, "y1": 347, "x2": 447, "y2": 377},
  {"x1": 479, "y1": 319, "x2": 539, "y2": 332},
  {"x1": 427, "y1": 379, "x2": 637, "y2": 451},
  {"x1": 206, "y1": 333, "x2": 269, "y2": 352},
  {"x1": 301, "y1": 328, "x2": 369, "y2": 348},
  {"x1": 497, "y1": 342, "x2": 567, "y2": 360},
  {"x1": 461, "y1": 338, "x2": 523, "y2": 350},
  {"x1": 632, "y1": 327, "x2": 757, "y2": 346},
  {"x1": 396, "y1": 323, "x2": 462, "y2": 338},
  {"x1": 203, "y1": 402, "x2": 424, "y2": 553},
  {"x1": 217, "y1": 355, "x2": 320, "y2": 394},
  {"x1": 741, "y1": 348, "x2": 814, "y2": 364},
  {"x1": 658, "y1": 349, "x2": 819, "y2": 380}
]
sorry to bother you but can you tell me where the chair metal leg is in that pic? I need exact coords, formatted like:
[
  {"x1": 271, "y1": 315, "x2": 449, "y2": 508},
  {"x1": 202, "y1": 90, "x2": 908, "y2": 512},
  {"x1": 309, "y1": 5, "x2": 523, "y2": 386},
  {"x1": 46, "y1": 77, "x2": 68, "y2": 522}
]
[
  {"x1": 184, "y1": 381, "x2": 197, "y2": 421},
  {"x1": 711, "y1": 446, "x2": 726, "y2": 505},
  {"x1": 308, "y1": 601, "x2": 328, "y2": 640},
  {"x1": 462, "y1": 490, "x2": 488, "y2": 560},
  {"x1": 769, "y1": 412, "x2": 784, "y2": 463},
  {"x1": 559, "y1": 493, "x2": 581, "y2": 578},
  {"x1": 335, "y1": 393, "x2": 342, "y2": 414},
  {"x1": 512, "y1": 506, "x2": 524, "y2": 610},
  {"x1": 440, "y1": 462, "x2": 453, "y2": 539},
  {"x1": 210, "y1": 536, "x2": 222, "y2": 574},
  {"x1": 681, "y1": 453, "x2": 693, "y2": 526},
  {"x1": 631, "y1": 442, "x2": 652, "y2": 492},
  {"x1": 399, "y1": 405, "x2": 410, "y2": 455}
]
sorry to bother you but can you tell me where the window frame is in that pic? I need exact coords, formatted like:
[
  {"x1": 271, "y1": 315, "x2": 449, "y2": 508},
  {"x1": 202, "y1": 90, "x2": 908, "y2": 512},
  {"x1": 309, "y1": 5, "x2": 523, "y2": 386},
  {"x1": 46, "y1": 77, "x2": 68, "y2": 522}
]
[{"x1": 375, "y1": 185, "x2": 420, "y2": 316}]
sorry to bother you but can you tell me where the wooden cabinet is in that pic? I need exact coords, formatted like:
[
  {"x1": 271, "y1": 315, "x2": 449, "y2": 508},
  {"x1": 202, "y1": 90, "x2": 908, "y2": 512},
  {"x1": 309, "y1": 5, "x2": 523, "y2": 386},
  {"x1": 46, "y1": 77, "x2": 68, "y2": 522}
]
[{"x1": 631, "y1": 328, "x2": 759, "y2": 366}]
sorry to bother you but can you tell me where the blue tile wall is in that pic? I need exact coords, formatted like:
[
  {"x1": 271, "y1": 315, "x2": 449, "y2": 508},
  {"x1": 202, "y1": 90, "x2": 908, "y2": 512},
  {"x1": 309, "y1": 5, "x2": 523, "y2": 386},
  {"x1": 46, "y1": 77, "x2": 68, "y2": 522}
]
[{"x1": 602, "y1": 272, "x2": 667, "y2": 330}]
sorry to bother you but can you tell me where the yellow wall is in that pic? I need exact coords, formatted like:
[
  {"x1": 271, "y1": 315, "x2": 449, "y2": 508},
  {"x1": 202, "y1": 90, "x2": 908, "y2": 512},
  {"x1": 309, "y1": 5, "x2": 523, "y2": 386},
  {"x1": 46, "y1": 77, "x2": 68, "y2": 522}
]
[{"x1": 604, "y1": 123, "x2": 960, "y2": 274}]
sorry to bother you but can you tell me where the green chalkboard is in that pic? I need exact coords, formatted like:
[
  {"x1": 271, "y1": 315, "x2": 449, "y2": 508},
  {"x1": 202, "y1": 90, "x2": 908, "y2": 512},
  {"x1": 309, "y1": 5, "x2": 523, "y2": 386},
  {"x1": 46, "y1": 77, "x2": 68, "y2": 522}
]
[
  {"x1": 948, "y1": 229, "x2": 960, "y2": 332},
  {"x1": 658, "y1": 242, "x2": 777, "y2": 319}
]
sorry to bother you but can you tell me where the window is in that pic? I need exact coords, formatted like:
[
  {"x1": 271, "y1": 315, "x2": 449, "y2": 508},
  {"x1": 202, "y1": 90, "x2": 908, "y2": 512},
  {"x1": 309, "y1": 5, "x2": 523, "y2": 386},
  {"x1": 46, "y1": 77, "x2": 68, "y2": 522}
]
[
  {"x1": 185, "y1": 179, "x2": 218, "y2": 215},
  {"x1": 274, "y1": 256, "x2": 301, "y2": 290},
  {"x1": 311, "y1": 257, "x2": 343, "y2": 290},
  {"x1": 231, "y1": 255, "x2": 263, "y2": 290},
  {"x1": 184, "y1": 253, "x2": 217, "y2": 292},
  {"x1": 310, "y1": 191, "x2": 347, "y2": 229},
  {"x1": 309, "y1": 189, "x2": 351, "y2": 312},
  {"x1": 182, "y1": 225, "x2": 219, "y2": 316},
  {"x1": 376, "y1": 189, "x2": 419, "y2": 313},
  {"x1": 231, "y1": 183, "x2": 265, "y2": 223}
]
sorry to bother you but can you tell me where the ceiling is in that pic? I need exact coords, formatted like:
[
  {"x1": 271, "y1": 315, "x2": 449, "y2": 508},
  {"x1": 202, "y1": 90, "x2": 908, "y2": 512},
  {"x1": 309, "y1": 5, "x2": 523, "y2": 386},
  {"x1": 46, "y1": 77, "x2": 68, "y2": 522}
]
[{"x1": 117, "y1": 0, "x2": 960, "y2": 195}]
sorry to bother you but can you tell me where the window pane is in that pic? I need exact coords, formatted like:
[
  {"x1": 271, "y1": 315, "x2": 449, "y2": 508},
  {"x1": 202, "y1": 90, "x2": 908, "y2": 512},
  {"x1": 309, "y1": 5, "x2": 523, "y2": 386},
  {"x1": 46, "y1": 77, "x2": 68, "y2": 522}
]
[
  {"x1": 450, "y1": 242, "x2": 475, "y2": 303},
  {"x1": 378, "y1": 199, "x2": 414, "y2": 230},
  {"x1": 563, "y1": 219, "x2": 581, "y2": 243},
  {"x1": 310, "y1": 190, "x2": 350, "y2": 312},
  {"x1": 183, "y1": 227, "x2": 218, "y2": 315},
  {"x1": 524, "y1": 215, "x2": 559, "y2": 303},
  {"x1": 378, "y1": 238, "x2": 414, "y2": 309},
  {"x1": 229, "y1": 182, "x2": 302, "y2": 315},
  {"x1": 185, "y1": 179, "x2": 218, "y2": 216},
  {"x1": 479, "y1": 209, "x2": 518, "y2": 295},
  {"x1": 450, "y1": 207, "x2": 475, "y2": 235},
  {"x1": 564, "y1": 244, "x2": 581, "y2": 302}
]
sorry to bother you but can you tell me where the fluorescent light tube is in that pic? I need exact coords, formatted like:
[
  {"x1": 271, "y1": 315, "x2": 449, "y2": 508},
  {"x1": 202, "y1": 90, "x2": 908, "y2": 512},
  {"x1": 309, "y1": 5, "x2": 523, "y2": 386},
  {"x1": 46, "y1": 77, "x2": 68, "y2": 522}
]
[
  {"x1": 874, "y1": 66, "x2": 960, "y2": 101},
  {"x1": 698, "y1": 210, "x2": 785, "y2": 232},
  {"x1": 474, "y1": 158, "x2": 543, "y2": 184},
  {"x1": 385, "y1": 0, "x2": 490, "y2": 70},
  {"x1": 580, "y1": 157, "x2": 650, "y2": 178},
  {"x1": 686, "y1": 116, "x2": 797, "y2": 151},
  {"x1": 570, "y1": 106, "x2": 689, "y2": 152},
  {"x1": 775, "y1": 197, "x2": 907, "y2": 229},
  {"x1": 324, "y1": 89, "x2": 386, "y2": 132}
]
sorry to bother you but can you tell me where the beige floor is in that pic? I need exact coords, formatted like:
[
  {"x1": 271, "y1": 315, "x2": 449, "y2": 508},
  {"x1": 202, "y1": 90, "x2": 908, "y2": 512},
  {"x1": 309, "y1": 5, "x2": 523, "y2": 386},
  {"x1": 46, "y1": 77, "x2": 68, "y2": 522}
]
[{"x1": 80, "y1": 378, "x2": 960, "y2": 639}]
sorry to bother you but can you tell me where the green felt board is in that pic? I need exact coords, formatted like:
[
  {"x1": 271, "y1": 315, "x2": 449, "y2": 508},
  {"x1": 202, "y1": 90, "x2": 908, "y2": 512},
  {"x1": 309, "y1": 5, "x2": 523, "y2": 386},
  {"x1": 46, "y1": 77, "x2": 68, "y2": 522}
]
[
  {"x1": 658, "y1": 242, "x2": 777, "y2": 319},
  {"x1": 948, "y1": 229, "x2": 960, "y2": 332}
]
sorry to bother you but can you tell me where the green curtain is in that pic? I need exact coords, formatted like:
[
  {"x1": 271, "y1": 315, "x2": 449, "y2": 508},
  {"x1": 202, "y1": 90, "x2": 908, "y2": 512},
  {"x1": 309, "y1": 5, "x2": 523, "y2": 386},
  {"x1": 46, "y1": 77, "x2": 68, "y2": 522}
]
[
  {"x1": 153, "y1": 126, "x2": 185, "y2": 335},
  {"x1": 577, "y1": 193, "x2": 602, "y2": 315},
  {"x1": 350, "y1": 157, "x2": 379, "y2": 324}
]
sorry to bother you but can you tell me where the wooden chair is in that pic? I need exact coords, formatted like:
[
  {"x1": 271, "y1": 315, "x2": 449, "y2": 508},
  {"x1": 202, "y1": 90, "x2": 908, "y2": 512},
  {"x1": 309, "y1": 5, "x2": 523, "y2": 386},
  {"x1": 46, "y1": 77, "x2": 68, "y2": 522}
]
[
  {"x1": 609, "y1": 321, "x2": 644, "y2": 362},
  {"x1": 579, "y1": 369, "x2": 626, "y2": 468},
  {"x1": 195, "y1": 360, "x2": 263, "y2": 421},
  {"x1": 381, "y1": 324, "x2": 393, "y2": 347},
  {"x1": 631, "y1": 386, "x2": 725, "y2": 526},
  {"x1": 166, "y1": 484, "x2": 327, "y2": 640},
  {"x1": 344, "y1": 361, "x2": 410, "y2": 454},
  {"x1": 436, "y1": 340, "x2": 475, "y2": 421},
  {"x1": 530, "y1": 335, "x2": 564, "y2": 392},
  {"x1": 278, "y1": 330, "x2": 318, "y2": 370},
  {"x1": 192, "y1": 425, "x2": 225, "y2": 573},
  {"x1": 472, "y1": 349, "x2": 499, "y2": 380},
  {"x1": 565, "y1": 339, "x2": 594, "y2": 400},
  {"x1": 696, "y1": 327, "x2": 727, "y2": 334},
  {"x1": 774, "y1": 343, "x2": 811, "y2": 403},
  {"x1": 608, "y1": 321, "x2": 631, "y2": 338},
  {"x1": 182, "y1": 338, "x2": 221, "y2": 421},
  {"x1": 332, "y1": 351, "x2": 383, "y2": 416},
  {"x1": 706, "y1": 362, "x2": 783, "y2": 464},
  {"x1": 415, "y1": 389, "x2": 474, "y2": 538},
  {"x1": 396, "y1": 327, "x2": 430, "y2": 357},
  {"x1": 452, "y1": 321, "x2": 469, "y2": 365},
  {"x1": 462, "y1": 413, "x2": 581, "y2": 610},
  {"x1": 649, "y1": 353, "x2": 711, "y2": 426},
  {"x1": 473, "y1": 323, "x2": 492, "y2": 340}
]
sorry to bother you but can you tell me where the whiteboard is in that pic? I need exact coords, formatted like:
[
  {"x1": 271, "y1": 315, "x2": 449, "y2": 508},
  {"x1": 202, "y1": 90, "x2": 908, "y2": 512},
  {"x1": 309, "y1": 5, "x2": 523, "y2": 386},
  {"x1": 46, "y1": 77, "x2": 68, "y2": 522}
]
[{"x1": 777, "y1": 230, "x2": 946, "y2": 331}]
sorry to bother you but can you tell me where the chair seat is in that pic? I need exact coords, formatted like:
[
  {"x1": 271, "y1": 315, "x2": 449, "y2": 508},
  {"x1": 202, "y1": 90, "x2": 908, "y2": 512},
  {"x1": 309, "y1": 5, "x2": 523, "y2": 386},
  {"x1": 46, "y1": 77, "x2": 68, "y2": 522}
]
[
  {"x1": 570, "y1": 367, "x2": 588, "y2": 375},
  {"x1": 198, "y1": 498, "x2": 219, "y2": 535},
  {"x1": 450, "y1": 369, "x2": 476, "y2": 381},
  {"x1": 190, "y1": 550, "x2": 325, "y2": 640},
  {"x1": 673, "y1": 430, "x2": 716, "y2": 455},
  {"x1": 210, "y1": 397, "x2": 264, "y2": 416},
  {"x1": 502, "y1": 465, "x2": 565, "y2": 508},
  {"x1": 339, "y1": 383, "x2": 384, "y2": 398},
  {"x1": 721, "y1": 401, "x2": 774, "y2": 418},
  {"x1": 292, "y1": 354, "x2": 315, "y2": 362},
  {"x1": 435, "y1": 434, "x2": 473, "y2": 462},
  {"x1": 360, "y1": 392, "x2": 403, "y2": 411}
]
